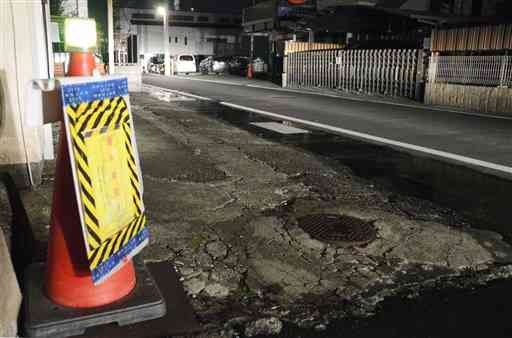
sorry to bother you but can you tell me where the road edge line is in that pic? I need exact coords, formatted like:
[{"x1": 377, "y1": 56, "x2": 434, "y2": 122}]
[
  {"x1": 220, "y1": 101, "x2": 512, "y2": 178},
  {"x1": 142, "y1": 83, "x2": 214, "y2": 101}
]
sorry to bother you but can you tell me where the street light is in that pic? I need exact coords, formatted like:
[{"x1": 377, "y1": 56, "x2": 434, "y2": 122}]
[
  {"x1": 157, "y1": 6, "x2": 166, "y2": 16},
  {"x1": 157, "y1": 6, "x2": 171, "y2": 76}
]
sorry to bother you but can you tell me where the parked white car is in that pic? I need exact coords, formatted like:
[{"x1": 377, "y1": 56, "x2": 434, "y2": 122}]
[
  {"x1": 199, "y1": 56, "x2": 228, "y2": 75},
  {"x1": 175, "y1": 54, "x2": 197, "y2": 74}
]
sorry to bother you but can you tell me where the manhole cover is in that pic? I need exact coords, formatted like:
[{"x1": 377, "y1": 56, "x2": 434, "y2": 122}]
[{"x1": 296, "y1": 214, "x2": 376, "y2": 244}]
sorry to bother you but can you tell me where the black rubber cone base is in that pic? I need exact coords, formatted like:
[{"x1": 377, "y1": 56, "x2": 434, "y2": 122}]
[{"x1": 23, "y1": 260, "x2": 166, "y2": 338}]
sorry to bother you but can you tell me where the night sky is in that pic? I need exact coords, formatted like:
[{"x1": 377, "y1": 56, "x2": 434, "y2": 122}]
[
  {"x1": 118, "y1": 0, "x2": 252, "y2": 13},
  {"x1": 89, "y1": 0, "x2": 252, "y2": 35}
]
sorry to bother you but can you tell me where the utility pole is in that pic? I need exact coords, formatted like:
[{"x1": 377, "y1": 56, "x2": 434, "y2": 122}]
[
  {"x1": 164, "y1": 13, "x2": 170, "y2": 76},
  {"x1": 157, "y1": 6, "x2": 170, "y2": 76},
  {"x1": 107, "y1": 0, "x2": 115, "y2": 74}
]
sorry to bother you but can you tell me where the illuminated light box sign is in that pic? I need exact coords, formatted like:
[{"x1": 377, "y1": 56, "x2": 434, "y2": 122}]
[
  {"x1": 60, "y1": 76, "x2": 147, "y2": 284},
  {"x1": 278, "y1": 0, "x2": 316, "y2": 18}
]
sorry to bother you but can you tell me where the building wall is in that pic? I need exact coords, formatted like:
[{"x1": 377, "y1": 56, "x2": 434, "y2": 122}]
[
  {"x1": 61, "y1": 0, "x2": 88, "y2": 17},
  {"x1": 481, "y1": 0, "x2": 498, "y2": 16},
  {"x1": 400, "y1": 0, "x2": 430, "y2": 11},
  {"x1": 1, "y1": 1, "x2": 52, "y2": 187},
  {"x1": 118, "y1": 8, "x2": 242, "y2": 61},
  {"x1": 317, "y1": 0, "x2": 500, "y2": 15},
  {"x1": 137, "y1": 25, "x2": 239, "y2": 57}
]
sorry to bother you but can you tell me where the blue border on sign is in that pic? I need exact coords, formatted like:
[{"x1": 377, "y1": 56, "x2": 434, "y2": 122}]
[
  {"x1": 62, "y1": 78, "x2": 129, "y2": 106},
  {"x1": 91, "y1": 227, "x2": 149, "y2": 284}
]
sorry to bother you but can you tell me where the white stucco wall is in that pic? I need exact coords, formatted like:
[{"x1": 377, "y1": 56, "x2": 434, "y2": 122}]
[
  {"x1": 137, "y1": 25, "x2": 238, "y2": 57},
  {"x1": 119, "y1": 8, "x2": 240, "y2": 60},
  {"x1": 1, "y1": 1, "x2": 53, "y2": 185}
]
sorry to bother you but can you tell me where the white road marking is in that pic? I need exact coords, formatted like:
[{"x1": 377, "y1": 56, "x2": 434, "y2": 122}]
[
  {"x1": 221, "y1": 102, "x2": 512, "y2": 177},
  {"x1": 174, "y1": 75, "x2": 240, "y2": 86},
  {"x1": 143, "y1": 83, "x2": 213, "y2": 101},
  {"x1": 169, "y1": 90, "x2": 213, "y2": 101},
  {"x1": 250, "y1": 122, "x2": 310, "y2": 134}
]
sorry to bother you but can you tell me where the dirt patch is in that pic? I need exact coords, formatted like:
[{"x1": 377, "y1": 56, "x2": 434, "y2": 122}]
[{"x1": 134, "y1": 115, "x2": 227, "y2": 183}]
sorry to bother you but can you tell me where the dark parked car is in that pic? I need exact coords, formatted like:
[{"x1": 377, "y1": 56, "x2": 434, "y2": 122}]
[{"x1": 228, "y1": 56, "x2": 249, "y2": 76}]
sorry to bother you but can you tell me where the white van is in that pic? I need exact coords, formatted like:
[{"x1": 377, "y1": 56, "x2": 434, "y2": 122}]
[{"x1": 175, "y1": 54, "x2": 197, "y2": 74}]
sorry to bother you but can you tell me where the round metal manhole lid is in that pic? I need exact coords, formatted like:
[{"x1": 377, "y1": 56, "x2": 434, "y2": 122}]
[{"x1": 296, "y1": 214, "x2": 376, "y2": 245}]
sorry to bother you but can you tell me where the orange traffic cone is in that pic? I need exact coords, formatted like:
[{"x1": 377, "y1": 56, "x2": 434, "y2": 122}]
[
  {"x1": 67, "y1": 52, "x2": 96, "y2": 77},
  {"x1": 247, "y1": 63, "x2": 253, "y2": 79},
  {"x1": 45, "y1": 51, "x2": 137, "y2": 308}
]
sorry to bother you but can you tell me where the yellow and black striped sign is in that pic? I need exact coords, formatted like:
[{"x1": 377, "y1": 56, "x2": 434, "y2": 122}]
[{"x1": 64, "y1": 92, "x2": 146, "y2": 281}]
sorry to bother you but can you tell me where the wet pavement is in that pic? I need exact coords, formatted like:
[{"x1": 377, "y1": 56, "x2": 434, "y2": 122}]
[
  {"x1": 18, "y1": 87, "x2": 512, "y2": 337},
  {"x1": 143, "y1": 73, "x2": 512, "y2": 178}
]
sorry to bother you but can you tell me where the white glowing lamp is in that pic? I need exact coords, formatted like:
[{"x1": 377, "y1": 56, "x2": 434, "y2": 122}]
[
  {"x1": 157, "y1": 6, "x2": 167, "y2": 16},
  {"x1": 64, "y1": 18, "x2": 97, "y2": 52}
]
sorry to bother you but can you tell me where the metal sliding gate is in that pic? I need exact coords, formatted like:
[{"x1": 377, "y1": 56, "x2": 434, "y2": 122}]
[{"x1": 285, "y1": 48, "x2": 422, "y2": 99}]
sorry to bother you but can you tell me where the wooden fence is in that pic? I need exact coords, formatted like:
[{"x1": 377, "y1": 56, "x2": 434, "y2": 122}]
[
  {"x1": 431, "y1": 24, "x2": 512, "y2": 52},
  {"x1": 284, "y1": 41, "x2": 343, "y2": 55},
  {"x1": 284, "y1": 48, "x2": 421, "y2": 99}
]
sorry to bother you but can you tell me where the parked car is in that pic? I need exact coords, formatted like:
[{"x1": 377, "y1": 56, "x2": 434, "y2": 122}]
[
  {"x1": 199, "y1": 56, "x2": 228, "y2": 75},
  {"x1": 175, "y1": 54, "x2": 197, "y2": 74},
  {"x1": 252, "y1": 57, "x2": 267, "y2": 73},
  {"x1": 148, "y1": 54, "x2": 164, "y2": 74},
  {"x1": 228, "y1": 56, "x2": 249, "y2": 76}
]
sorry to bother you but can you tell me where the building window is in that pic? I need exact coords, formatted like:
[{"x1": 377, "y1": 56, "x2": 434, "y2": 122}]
[
  {"x1": 206, "y1": 37, "x2": 228, "y2": 43},
  {"x1": 197, "y1": 16, "x2": 209, "y2": 22},
  {"x1": 175, "y1": 37, "x2": 178, "y2": 43},
  {"x1": 184, "y1": 36, "x2": 188, "y2": 45},
  {"x1": 170, "y1": 15, "x2": 194, "y2": 21},
  {"x1": 169, "y1": 36, "x2": 172, "y2": 43},
  {"x1": 132, "y1": 13, "x2": 155, "y2": 19}
]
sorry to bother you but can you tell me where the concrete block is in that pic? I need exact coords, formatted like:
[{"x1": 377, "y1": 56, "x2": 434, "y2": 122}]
[
  {"x1": 0, "y1": 227, "x2": 22, "y2": 337},
  {"x1": 114, "y1": 65, "x2": 142, "y2": 92}
]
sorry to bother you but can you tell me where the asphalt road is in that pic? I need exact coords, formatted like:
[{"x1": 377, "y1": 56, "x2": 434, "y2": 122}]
[{"x1": 142, "y1": 74, "x2": 512, "y2": 177}]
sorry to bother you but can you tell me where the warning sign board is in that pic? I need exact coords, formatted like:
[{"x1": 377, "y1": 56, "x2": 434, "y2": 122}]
[{"x1": 60, "y1": 76, "x2": 148, "y2": 284}]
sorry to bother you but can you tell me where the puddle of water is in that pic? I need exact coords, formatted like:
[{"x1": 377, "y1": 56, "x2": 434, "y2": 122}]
[
  {"x1": 142, "y1": 85, "x2": 195, "y2": 102},
  {"x1": 175, "y1": 100, "x2": 511, "y2": 242},
  {"x1": 276, "y1": 277, "x2": 512, "y2": 338}
]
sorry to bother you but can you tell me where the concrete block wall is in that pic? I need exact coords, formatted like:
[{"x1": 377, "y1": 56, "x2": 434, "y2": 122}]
[
  {"x1": 0, "y1": 225, "x2": 21, "y2": 337},
  {"x1": 425, "y1": 83, "x2": 512, "y2": 116}
]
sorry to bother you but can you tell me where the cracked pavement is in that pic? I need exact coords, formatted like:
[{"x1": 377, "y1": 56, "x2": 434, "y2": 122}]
[{"x1": 20, "y1": 87, "x2": 512, "y2": 337}]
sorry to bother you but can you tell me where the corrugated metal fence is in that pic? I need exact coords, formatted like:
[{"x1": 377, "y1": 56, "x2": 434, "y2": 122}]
[{"x1": 285, "y1": 48, "x2": 421, "y2": 99}]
